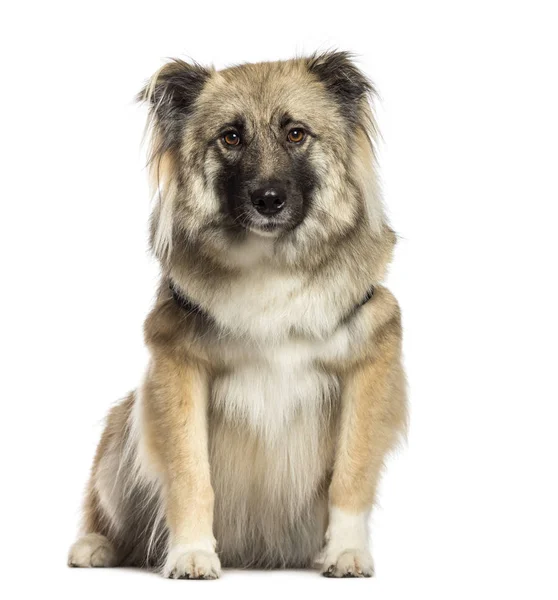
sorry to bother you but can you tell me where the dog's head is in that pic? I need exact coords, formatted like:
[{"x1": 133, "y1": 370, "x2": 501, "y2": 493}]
[{"x1": 140, "y1": 52, "x2": 387, "y2": 264}]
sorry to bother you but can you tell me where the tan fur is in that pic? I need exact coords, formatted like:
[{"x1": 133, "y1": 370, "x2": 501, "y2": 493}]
[
  {"x1": 81, "y1": 393, "x2": 134, "y2": 536},
  {"x1": 143, "y1": 358, "x2": 214, "y2": 542},
  {"x1": 69, "y1": 53, "x2": 407, "y2": 579},
  {"x1": 329, "y1": 304, "x2": 406, "y2": 512}
]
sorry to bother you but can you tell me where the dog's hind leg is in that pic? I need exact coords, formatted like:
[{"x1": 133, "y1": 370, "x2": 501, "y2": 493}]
[
  {"x1": 68, "y1": 393, "x2": 137, "y2": 568},
  {"x1": 68, "y1": 469, "x2": 120, "y2": 567}
]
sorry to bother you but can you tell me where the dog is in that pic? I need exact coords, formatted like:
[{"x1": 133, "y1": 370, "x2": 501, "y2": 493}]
[{"x1": 68, "y1": 51, "x2": 407, "y2": 579}]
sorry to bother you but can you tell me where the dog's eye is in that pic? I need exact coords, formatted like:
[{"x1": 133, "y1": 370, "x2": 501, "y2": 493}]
[
  {"x1": 287, "y1": 128, "x2": 305, "y2": 144},
  {"x1": 223, "y1": 132, "x2": 241, "y2": 147}
]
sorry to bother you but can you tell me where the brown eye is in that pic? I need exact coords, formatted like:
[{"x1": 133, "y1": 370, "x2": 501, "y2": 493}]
[
  {"x1": 223, "y1": 131, "x2": 241, "y2": 146},
  {"x1": 287, "y1": 128, "x2": 305, "y2": 144}
]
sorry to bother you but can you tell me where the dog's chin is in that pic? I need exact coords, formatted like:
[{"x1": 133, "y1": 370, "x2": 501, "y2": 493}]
[
  {"x1": 245, "y1": 221, "x2": 283, "y2": 238},
  {"x1": 240, "y1": 216, "x2": 294, "y2": 238}
]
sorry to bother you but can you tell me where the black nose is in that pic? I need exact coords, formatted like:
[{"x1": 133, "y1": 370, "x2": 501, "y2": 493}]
[{"x1": 251, "y1": 186, "x2": 286, "y2": 216}]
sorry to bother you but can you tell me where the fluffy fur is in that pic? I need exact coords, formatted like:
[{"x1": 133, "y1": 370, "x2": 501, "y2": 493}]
[{"x1": 68, "y1": 52, "x2": 407, "y2": 579}]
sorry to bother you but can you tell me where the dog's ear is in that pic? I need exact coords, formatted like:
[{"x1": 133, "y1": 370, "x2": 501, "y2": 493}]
[
  {"x1": 138, "y1": 60, "x2": 211, "y2": 262},
  {"x1": 309, "y1": 53, "x2": 386, "y2": 233},
  {"x1": 307, "y1": 51, "x2": 374, "y2": 125},
  {"x1": 138, "y1": 59, "x2": 211, "y2": 153}
]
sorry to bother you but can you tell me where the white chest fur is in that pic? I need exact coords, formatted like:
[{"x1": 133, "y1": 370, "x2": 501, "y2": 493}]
[
  {"x1": 210, "y1": 331, "x2": 350, "y2": 439},
  {"x1": 208, "y1": 337, "x2": 344, "y2": 566}
]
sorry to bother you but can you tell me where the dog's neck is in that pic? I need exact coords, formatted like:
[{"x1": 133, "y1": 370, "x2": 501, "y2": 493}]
[
  {"x1": 168, "y1": 275, "x2": 375, "y2": 332},
  {"x1": 165, "y1": 225, "x2": 392, "y2": 342}
]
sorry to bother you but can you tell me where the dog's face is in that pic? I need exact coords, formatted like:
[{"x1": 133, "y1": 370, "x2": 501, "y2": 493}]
[
  {"x1": 142, "y1": 52, "x2": 385, "y2": 262},
  {"x1": 200, "y1": 75, "x2": 319, "y2": 237}
]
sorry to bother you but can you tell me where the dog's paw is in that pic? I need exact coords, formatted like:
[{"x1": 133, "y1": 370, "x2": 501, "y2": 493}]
[
  {"x1": 68, "y1": 533, "x2": 118, "y2": 568},
  {"x1": 321, "y1": 548, "x2": 374, "y2": 578},
  {"x1": 163, "y1": 546, "x2": 221, "y2": 580}
]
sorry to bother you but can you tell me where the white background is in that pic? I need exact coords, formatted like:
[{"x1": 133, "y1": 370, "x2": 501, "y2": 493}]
[{"x1": 1, "y1": 1, "x2": 557, "y2": 598}]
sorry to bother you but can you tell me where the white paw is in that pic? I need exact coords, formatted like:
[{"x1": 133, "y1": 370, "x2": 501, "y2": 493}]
[
  {"x1": 320, "y1": 507, "x2": 374, "y2": 577},
  {"x1": 321, "y1": 548, "x2": 374, "y2": 578},
  {"x1": 163, "y1": 546, "x2": 221, "y2": 580},
  {"x1": 68, "y1": 533, "x2": 117, "y2": 568}
]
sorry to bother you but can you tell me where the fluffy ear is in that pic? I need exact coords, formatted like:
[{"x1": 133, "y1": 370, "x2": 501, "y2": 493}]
[
  {"x1": 138, "y1": 59, "x2": 211, "y2": 155},
  {"x1": 309, "y1": 52, "x2": 386, "y2": 233},
  {"x1": 307, "y1": 51, "x2": 374, "y2": 125},
  {"x1": 138, "y1": 59, "x2": 211, "y2": 261}
]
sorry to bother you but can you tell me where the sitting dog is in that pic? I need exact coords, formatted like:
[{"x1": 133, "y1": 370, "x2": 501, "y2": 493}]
[{"x1": 68, "y1": 51, "x2": 407, "y2": 579}]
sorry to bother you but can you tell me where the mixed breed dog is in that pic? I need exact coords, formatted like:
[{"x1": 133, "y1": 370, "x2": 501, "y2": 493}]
[{"x1": 68, "y1": 51, "x2": 407, "y2": 579}]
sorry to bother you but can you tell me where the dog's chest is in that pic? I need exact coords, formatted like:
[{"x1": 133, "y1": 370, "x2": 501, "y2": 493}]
[
  {"x1": 210, "y1": 336, "x2": 344, "y2": 438},
  {"x1": 207, "y1": 339, "x2": 342, "y2": 565}
]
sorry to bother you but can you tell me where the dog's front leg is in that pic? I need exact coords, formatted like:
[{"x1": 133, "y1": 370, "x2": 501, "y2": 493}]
[
  {"x1": 322, "y1": 318, "x2": 407, "y2": 577},
  {"x1": 144, "y1": 354, "x2": 220, "y2": 579}
]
